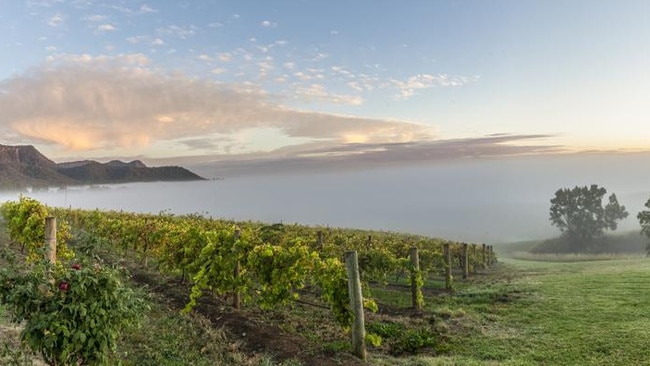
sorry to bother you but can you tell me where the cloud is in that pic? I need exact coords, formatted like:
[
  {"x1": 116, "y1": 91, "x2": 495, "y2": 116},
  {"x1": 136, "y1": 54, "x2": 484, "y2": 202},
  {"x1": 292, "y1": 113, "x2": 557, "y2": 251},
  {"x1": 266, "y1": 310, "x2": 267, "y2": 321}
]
[
  {"x1": 108, "y1": 4, "x2": 158, "y2": 16},
  {"x1": 126, "y1": 36, "x2": 143, "y2": 44},
  {"x1": 218, "y1": 52, "x2": 232, "y2": 62},
  {"x1": 97, "y1": 24, "x2": 117, "y2": 32},
  {"x1": 175, "y1": 134, "x2": 562, "y2": 177},
  {"x1": 0, "y1": 54, "x2": 434, "y2": 153},
  {"x1": 138, "y1": 5, "x2": 158, "y2": 14},
  {"x1": 347, "y1": 81, "x2": 363, "y2": 92},
  {"x1": 291, "y1": 83, "x2": 364, "y2": 106},
  {"x1": 156, "y1": 24, "x2": 197, "y2": 39},
  {"x1": 391, "y1": 74, "x2": 477, "y2": 99},
  {"x1": 126, "y1": 35, "x2": 164, "y2": 46},
  {"x1": 179, "y1": 136, "x2": 234, "y2": 150},
  {"x1": 46, "y1": 13, "x2": 65, "y2": 27},
  {"x1": 260, "y1": 20, "x2": 277, "y2": 28},
  {"x1": 84, "y1": 14, "x2": 107, "y2": 22},
  {"x1": 156, "y1": 135, "x2": 556, "y2": 177},
  {"x1": 211, "y1": 67, "x2": 226, "y2": 74},
  {"x1": 27, "y1": 0, "x2": 64, "y2": 8}
]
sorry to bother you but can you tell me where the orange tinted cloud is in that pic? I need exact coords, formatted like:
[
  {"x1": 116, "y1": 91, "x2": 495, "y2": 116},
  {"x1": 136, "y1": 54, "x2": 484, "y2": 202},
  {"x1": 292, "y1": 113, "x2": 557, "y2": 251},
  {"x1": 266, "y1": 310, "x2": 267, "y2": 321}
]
[{"x1": 0, "y1": 54, "x2": 434, "y2": 153}]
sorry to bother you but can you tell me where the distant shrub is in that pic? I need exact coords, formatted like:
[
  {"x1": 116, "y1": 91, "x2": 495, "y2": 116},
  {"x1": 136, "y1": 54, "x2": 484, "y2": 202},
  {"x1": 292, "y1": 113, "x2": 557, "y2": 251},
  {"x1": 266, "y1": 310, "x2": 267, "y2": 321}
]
[{"x1": 530, "y1": 233, "x2": 645, "y2": 254}]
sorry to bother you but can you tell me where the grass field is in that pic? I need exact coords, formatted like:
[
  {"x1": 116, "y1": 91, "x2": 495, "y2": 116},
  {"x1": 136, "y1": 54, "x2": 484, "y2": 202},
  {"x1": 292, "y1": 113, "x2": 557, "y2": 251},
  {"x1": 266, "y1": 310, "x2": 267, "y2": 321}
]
[{"x1": 373, "y1": 257, "x2": 650, "y2": 365}]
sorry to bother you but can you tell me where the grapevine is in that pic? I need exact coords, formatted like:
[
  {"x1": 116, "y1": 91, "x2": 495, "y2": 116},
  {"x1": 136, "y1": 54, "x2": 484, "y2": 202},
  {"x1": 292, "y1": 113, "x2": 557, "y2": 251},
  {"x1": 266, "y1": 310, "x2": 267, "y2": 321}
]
[{"x1": 14, "y1": 199, "x2": 491, "y2": 331}]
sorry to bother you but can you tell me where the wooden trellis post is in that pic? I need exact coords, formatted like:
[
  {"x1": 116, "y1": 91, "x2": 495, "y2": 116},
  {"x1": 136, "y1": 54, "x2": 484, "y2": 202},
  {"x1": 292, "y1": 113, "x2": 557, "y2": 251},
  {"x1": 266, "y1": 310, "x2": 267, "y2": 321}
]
[
  {"x1": 482, "y1": 243, "x2": 487, "y2": 268},
  {"x1": 409, "y1": 247, "x2": 422, "y2": 310},
  {"x1": 45, "y1": 216, "x2": 57, "y2": 264},
  {"x1": 345, "y1": 251, "x2": 366, "y2": 361},
  {"x1": 233, "y1": 228, "x2": 241, "y2": 310},
  {"x1": 472, "y1": 244, "x2": 478, "y2": 273},
  {"x1": 317, "y1": 230, "x2": 323, "y2": 249},
  {"x1": 443, "y1": 243, "x2": 452, "y2": 290},
  {"x1": 462, "y1": 243, "x2": 469, "y2": 279}
]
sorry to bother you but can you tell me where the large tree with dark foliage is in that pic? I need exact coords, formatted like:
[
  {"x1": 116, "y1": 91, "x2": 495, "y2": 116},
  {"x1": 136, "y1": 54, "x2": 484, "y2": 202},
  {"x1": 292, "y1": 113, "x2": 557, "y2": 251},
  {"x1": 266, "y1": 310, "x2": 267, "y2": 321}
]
[
  {"x1": 637, "y1": 199, "x2": 650, "y2": 255},
  {"x1": 549, "y1": 184, "x2": 628, "y2": 251}
]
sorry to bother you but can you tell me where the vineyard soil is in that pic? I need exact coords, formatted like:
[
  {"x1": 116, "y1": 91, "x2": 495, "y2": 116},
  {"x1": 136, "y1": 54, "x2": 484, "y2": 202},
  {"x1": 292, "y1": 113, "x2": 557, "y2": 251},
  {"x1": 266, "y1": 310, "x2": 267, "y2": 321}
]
[{"x1": 123, "y1": 261, "x2": 363, "y2": 366}]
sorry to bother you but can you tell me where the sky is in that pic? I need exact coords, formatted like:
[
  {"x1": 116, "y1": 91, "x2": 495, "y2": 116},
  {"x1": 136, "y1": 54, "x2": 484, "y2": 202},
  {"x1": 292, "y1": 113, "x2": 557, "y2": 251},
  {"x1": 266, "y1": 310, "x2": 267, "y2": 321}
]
[{"x1": 1, "y1": 0, "x2": 650, "y2": 167}]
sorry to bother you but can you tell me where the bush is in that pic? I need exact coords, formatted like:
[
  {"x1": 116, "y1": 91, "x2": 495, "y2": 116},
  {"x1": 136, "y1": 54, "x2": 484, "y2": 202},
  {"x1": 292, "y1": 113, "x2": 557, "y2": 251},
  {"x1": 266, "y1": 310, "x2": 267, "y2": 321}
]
[
  {"x1": 0, "y1": 253, "x2": 146, "y2": 365},
  {"x1": 531, "y1": 233, "x2": 645, "y2": 254}
]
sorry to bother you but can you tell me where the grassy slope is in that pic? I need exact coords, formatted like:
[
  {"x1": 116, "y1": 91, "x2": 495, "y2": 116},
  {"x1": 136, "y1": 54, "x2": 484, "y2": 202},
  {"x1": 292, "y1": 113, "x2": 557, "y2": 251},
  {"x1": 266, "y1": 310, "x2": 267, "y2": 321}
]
[{"x1": 376, "y1": 258, "x2": 650, "y2": 365}]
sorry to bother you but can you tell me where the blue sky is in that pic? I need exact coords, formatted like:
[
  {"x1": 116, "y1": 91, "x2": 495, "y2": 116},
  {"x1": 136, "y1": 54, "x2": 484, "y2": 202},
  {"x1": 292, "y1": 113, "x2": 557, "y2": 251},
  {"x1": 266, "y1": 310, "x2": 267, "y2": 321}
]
[{"x1": 1, "y1": 0, "x2": 649, "y2": 166}]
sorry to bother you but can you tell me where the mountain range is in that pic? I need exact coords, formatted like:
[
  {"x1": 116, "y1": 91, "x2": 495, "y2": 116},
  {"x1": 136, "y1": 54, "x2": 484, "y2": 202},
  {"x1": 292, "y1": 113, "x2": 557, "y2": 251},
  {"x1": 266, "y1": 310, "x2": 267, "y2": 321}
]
[{"x1": 0, "y1": 144, "x2": 204, "y2": 189}]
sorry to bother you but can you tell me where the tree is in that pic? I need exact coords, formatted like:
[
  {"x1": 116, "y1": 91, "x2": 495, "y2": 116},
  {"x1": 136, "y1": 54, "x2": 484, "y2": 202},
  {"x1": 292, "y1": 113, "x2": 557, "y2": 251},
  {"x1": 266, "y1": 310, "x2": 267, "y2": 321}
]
[
  {"x1": 636, "y1": 198, "x2": 650, "y2": 255},
  {"x1": 549, "y1": 184, "x2": 628, "y2": 251}
]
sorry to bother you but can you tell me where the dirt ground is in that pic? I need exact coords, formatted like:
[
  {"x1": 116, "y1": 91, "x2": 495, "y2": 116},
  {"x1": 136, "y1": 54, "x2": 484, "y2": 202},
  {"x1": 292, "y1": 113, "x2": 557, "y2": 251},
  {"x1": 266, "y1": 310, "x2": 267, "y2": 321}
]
[
  {"x1": 129, "y1": 269, "x2": 364, "y2": 366},
  {"x1": 0, "y1": 321, "x2": 48, "y2": 365}
]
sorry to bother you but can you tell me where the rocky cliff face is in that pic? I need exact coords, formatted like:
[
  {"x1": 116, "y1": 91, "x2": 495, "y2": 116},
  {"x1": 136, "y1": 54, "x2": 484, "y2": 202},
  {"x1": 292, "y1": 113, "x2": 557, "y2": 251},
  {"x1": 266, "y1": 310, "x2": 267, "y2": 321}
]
[
  {"x1": 0, "y1": 144, "x2": 204, "y2": 189},
  {"x1": 0, "y1": 145, "x2": 74, "y2": 188}
]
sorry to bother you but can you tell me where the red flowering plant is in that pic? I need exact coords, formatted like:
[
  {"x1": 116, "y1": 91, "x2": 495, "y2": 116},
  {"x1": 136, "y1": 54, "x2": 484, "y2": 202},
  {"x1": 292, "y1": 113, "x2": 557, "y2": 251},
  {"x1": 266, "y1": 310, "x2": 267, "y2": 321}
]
[{"x1": 0, "y1": 250, "x2": 146, "y2": 366}]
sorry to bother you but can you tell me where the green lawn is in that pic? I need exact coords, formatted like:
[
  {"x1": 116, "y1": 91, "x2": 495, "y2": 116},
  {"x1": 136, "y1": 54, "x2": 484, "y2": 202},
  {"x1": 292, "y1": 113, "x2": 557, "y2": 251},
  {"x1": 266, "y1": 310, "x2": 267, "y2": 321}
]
[{"x1": 373, "y1": 258, "x2": 650, "y2": 365}]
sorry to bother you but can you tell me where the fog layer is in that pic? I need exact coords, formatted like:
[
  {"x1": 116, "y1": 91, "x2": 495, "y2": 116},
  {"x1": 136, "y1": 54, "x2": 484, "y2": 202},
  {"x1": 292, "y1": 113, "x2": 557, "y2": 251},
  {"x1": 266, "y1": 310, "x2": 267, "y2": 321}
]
[{"x1": 2, "y1": 153, "x2": 649, "y2": 243}]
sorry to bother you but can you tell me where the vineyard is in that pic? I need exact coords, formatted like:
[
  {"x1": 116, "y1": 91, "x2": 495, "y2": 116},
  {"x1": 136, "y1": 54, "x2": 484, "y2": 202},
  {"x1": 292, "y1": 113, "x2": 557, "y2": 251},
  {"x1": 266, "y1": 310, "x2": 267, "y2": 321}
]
[{"x1": 0, "y1": 196, "x2": 499, "y2": 365}]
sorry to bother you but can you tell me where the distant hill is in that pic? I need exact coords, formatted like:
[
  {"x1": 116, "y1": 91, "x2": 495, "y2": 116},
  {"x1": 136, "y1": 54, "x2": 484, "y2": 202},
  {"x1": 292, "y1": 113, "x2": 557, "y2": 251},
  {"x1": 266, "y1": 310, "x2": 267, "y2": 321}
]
[{"x1": 0, "y1": 144, "x2": 204, "y2": 189}]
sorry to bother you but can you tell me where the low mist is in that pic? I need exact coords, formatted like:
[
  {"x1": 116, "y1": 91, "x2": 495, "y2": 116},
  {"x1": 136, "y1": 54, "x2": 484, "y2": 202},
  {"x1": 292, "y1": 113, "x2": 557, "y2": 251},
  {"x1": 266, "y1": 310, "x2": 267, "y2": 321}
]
[{"x1": 2, "y1": 153, "x2": 649, "y2": 244}]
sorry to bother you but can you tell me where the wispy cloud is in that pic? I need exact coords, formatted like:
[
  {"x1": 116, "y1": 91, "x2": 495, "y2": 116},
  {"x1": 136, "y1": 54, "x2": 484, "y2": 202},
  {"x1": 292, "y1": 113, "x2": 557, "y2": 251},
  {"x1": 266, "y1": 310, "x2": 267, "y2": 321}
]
[
  {"x1": 97, "y1": 23, "x2": 117, "y2": 32},
  {"x1": 291, "y1": 83, "x2": 364, "y2": 106},
  {"x1": 127, "y1": 35, "x2": 164, "y2": 46},
  {"x1": 0, "y1": 55, "x2": 433, "y2": 153},
  {"x1": 211, "y1": 67, "x2": 226, "y2": 75},
  {"x1": 160, "y1": 134, "x2": 562, "y2": 176},
  {"x1": 390, "y1": 74, "x2": 477, "y2": 99},
  {"x1": 46, "y1": 13, "x2": 65, "y2": 27},
  {"x1": 27, "y1": 0, "x2": 64, "y2": 8},
  {"x1": 84, "y1": 14, "x2": 107, "y2": 22},
  {"x1": 138, "y1": 5, "x2": 158, "y2": 14},
  {"x1": 156, "y1": 24, "x2": 197, "y2": 39},
  {"x1": 107, "y1": 4, "x2": 158, "y2": 16}
]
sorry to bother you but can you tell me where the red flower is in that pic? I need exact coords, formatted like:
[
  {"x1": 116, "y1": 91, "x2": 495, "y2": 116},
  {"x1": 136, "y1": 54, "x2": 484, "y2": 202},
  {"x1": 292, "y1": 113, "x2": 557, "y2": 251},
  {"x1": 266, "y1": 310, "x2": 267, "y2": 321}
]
[
  {"x1": 58, "y1": 281, "x2": 69, "y2": 292},
  {"x1": 71, "y1": 263, "x2": 81, "y2": 270}
]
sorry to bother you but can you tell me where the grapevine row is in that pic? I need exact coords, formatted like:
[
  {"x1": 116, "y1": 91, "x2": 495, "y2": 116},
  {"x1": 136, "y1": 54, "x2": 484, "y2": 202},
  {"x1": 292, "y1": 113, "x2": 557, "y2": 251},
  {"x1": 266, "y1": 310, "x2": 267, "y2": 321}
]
[{"x1": 2, "y1": 197, "x2": 495, "y2": 329}]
